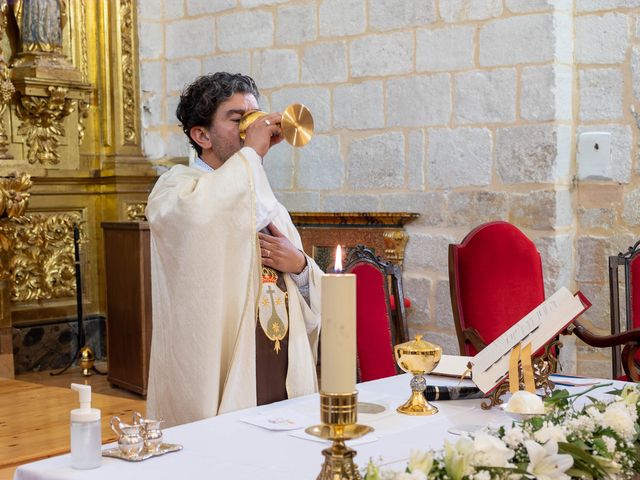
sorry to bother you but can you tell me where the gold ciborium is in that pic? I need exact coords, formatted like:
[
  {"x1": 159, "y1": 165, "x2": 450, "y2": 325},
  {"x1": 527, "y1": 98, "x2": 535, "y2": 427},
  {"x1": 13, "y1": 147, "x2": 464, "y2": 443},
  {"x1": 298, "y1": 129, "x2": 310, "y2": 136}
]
[
  {"x1": 239, "y1": 103, "x2": 314, "y2": 147},
  {"x1": 394, "y1": 334, "x2": 442, "y2": 415}
]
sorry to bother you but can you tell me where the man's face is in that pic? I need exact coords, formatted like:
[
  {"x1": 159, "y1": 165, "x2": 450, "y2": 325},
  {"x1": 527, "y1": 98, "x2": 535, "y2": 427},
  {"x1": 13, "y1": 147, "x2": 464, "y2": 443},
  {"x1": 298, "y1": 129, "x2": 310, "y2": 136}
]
[{"x1": 207, "y1": 92, "x2": 259, "y2": 167}]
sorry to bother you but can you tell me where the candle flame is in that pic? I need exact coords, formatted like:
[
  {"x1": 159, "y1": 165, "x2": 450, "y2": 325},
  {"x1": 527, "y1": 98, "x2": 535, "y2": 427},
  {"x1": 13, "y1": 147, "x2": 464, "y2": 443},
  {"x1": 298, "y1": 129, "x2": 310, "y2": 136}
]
[{"x1": 334, "y1": 245, "x2": 342, "y2": 273}]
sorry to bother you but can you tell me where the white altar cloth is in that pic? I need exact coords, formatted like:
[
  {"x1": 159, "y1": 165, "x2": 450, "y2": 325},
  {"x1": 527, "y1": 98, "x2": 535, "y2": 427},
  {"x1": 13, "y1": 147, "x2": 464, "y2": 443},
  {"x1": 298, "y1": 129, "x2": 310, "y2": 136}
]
[{"x1": 14, "y1": 373, "x2": 625, "y2": 480}]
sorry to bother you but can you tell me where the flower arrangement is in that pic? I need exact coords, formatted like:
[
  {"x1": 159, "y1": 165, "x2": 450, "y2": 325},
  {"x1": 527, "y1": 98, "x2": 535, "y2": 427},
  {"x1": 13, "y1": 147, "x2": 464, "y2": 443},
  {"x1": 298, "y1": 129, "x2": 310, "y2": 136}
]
[{"x1": 364, "y1": 384, "x2": 640, "y2": 480}]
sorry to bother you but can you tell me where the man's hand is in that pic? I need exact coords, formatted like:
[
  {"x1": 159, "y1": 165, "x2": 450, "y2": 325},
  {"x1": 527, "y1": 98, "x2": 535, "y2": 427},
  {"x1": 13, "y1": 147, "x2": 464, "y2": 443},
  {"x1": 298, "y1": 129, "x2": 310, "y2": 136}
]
[
  {"x1": 259, "y1": 222, "x2": 307, "y2": 274},
  {"x1": 243, "y1": 112, "x2": 284, "y2": 158}
]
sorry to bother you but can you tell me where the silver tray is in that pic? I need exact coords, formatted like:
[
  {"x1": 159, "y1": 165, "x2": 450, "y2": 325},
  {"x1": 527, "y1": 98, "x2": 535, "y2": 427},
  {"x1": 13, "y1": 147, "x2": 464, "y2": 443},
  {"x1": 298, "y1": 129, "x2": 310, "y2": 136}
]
[{"x1": 102, "y1": 443, "x2": 183, "y2": 462}]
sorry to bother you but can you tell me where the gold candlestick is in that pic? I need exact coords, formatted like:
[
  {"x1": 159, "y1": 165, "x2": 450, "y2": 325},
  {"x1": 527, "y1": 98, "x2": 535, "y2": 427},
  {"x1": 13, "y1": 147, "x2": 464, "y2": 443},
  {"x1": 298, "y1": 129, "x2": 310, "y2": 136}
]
[
  {"x1": 395, "y1": 335, "x2": 442, "y2": 415},
  {"x1": 305, "y1": 392, "x2": 373, "y2": 480}
]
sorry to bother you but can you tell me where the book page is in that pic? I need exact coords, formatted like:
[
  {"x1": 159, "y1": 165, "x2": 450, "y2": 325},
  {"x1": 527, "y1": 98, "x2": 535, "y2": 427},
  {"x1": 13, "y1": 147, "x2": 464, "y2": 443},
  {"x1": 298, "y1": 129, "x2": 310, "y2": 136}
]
[
  {"x1": 471, "y1": 287, "x2": 588, "y2": 393},
  {"x1": 431, "y1": 354, "x2": 472, "y2": 378}
]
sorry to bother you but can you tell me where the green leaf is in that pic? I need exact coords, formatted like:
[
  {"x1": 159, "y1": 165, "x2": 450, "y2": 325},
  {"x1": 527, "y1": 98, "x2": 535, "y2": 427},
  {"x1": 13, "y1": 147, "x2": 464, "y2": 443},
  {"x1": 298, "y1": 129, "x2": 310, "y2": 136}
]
[
  {"x1": 565, "y1": 467, "x2": 594, "y2": 479},
  {"x1": 558, "y1": 442, "x2": 608, "y2": 476}
]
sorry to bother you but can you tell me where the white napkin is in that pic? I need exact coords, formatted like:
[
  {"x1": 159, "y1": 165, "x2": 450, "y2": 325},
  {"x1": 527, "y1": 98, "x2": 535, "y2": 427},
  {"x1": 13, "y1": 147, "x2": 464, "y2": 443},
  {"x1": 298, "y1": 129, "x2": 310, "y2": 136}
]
[{"x1": 239, "y1": 408, "x2": 312, "y2": 431}]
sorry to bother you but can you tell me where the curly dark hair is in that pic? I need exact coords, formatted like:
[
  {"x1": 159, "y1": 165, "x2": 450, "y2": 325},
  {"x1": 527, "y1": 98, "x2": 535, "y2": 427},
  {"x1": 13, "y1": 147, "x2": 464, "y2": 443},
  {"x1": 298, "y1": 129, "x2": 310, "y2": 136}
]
[{"x1": 176, "y1": 72, "x2": 260, "y2": 155}]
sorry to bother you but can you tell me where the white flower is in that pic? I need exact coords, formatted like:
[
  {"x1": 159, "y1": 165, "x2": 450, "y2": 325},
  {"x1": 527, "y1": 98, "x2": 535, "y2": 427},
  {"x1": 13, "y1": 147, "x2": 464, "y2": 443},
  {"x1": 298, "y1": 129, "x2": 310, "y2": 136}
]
[
  {"x1": 534, "y1": 422, "x2": 567, "y2": 444},
  {"x1": 444, "y1": 436, "x2": 474, "y2": 480},
  {"x1": 365, "y1": 459, "x2": 381, "y2": 480},
  {"x1": 394, "y1": 472, "x2": 426, "y2": 480},
  {"x1": 503, "y1": 425, "x2": 529, "y2": 449},
  {"x1": 524, "y1": 440, "x2": 573, "y2": 480},
  {"x1": 602, "y1": 435, "x2": 617, "y2": 453},
  {"x1": 471, "y1": 433, "x2": 514, "y2": 467},
  {"x1": 621, "y1": 385, "x2": 640, "y2": 406},
  {"x1": 595, "y1": 456, "x2": 622, "y2": 476},
  {"x1": 586, "y1": 406, "x2": 603, "y2": 423},
  {"x1": 379, "y1": 469, "x2": 400, "y2": 480},
  {"x1": 565, "y1": 414, "x2": 596, "y2": 435},
  {"x1": 471, "y1": 471, "x2": 491, "y2": 480},
  {"x1": 602, "y1": 402, "x2": 636, "y2": 441},
  {"x1": 407, "y1": 450, "x2": 433, "y2": 475}
]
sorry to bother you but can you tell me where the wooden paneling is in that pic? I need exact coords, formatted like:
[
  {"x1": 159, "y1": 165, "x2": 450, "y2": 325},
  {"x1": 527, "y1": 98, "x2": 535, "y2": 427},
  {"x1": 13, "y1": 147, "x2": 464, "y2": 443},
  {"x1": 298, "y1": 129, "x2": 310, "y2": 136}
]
[{"x1": 102, "y1": 222, "x2": 152, "y2": 395}]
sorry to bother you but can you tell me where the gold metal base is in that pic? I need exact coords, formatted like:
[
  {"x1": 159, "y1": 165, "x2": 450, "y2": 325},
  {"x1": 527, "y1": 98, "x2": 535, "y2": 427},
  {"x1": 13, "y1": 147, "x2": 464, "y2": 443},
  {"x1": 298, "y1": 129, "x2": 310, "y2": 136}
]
[
  {"x1": 307, "y1": 392, "x2": 373, "y2": 480},
  {"x1": 305, "y1": 424, "x2": 373, "y2": 441},
  {"x1": 481, "y1": 340, "x2": 561, "y2": 410},
  {"x1": 316, "y1": 442, "x2": 363, "y2": 480},
  {"x1": 397, "y1": 390, "x2": 438, "y2": 416},
  {"x1": 78, "y1": 346, "x2": 95, "y2": 376}
]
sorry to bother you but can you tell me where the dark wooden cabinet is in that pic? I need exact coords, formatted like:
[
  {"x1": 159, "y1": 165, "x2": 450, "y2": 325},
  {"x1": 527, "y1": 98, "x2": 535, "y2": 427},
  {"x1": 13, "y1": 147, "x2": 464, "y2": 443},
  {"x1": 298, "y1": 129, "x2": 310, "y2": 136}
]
[{"x1": 102, "y1": 222, "x2": 151, "y2": 395}]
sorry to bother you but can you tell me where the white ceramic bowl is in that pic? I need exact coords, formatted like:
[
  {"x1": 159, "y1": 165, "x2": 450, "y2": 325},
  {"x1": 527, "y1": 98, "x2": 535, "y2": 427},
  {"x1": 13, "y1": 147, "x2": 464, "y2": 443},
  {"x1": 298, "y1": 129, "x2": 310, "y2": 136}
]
[{"x1": 500, "y1": 404, "x2": 545, "y2": 421}]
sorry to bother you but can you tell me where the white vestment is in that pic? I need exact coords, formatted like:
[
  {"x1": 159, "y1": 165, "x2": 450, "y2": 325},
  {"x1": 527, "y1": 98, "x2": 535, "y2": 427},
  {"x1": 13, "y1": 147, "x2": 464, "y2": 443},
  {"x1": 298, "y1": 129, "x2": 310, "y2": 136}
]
[{"x1": 145, "y1": 147, "x2": 322, "y2": 427}]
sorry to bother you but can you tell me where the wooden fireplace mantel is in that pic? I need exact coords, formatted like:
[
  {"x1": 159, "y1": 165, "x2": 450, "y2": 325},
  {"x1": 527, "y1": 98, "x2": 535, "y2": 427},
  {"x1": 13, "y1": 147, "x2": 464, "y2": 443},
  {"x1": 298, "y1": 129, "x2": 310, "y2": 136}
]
[{"x1": 290, "y1": 212, "x2": 419, "y2": 271}]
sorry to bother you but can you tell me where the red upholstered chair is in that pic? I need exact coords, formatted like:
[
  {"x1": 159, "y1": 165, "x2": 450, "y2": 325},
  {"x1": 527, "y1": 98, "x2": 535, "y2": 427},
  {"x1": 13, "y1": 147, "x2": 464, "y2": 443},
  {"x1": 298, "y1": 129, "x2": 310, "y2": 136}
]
[
  {"x1": 448, "y1": 221, "x2": 546, "y2": 356},
  {"x1": 344, "y1": 245, "x2": 410, "y2": 382}
]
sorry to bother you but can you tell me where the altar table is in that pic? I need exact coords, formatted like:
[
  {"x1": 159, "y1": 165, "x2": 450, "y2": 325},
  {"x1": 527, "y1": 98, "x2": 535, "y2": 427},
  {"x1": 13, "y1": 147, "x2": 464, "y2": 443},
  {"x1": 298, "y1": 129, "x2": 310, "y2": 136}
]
[{"x1": 14, "y1": 373, "x2": 626, "y2": 480}]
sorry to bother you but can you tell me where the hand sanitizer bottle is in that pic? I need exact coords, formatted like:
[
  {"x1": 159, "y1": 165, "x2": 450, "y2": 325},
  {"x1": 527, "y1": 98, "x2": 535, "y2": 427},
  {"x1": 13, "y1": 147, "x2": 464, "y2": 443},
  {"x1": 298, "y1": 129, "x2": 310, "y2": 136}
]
[{"x1": 70, "y1": 383, "x2": 102, "y2": 469}]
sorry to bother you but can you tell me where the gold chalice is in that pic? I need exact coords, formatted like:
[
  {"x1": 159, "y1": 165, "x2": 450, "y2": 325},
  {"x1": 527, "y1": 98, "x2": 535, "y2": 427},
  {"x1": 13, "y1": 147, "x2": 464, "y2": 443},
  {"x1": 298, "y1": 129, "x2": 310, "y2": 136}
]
[
  {"x1": 394, "y1": 334, "x2": 442, "y2": 415},
  {"x1": 239, "y1": 103, "x2": 314, "y2": 147}
]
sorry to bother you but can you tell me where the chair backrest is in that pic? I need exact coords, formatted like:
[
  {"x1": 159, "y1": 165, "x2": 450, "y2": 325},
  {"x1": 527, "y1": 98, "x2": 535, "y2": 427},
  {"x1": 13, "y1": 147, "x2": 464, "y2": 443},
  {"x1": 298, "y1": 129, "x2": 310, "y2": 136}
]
[
  {"x1": 609, "y1": 240, "x2": 640, "y2": 378},
  {"x1": 449, "y1": 221, "x2": 546, "y2": 356},
  {"x1": 344, "y1": 245, "x2": 409, "y2": 383},
  {"x1": 630, "y1": 252, "x2": 640, "y2": 330}
]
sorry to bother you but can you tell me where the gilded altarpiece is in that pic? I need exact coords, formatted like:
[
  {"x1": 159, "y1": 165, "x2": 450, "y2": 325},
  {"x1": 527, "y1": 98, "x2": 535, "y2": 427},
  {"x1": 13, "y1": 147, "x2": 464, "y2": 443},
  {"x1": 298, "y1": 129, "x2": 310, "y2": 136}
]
[{"x1": 0, "y1": 0, "x2": 155, "y2": 374}]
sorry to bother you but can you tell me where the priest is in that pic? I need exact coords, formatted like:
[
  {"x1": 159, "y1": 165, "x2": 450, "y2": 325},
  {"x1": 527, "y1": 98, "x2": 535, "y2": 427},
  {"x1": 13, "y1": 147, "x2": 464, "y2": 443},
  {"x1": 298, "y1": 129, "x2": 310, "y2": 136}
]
[{"x1": 145, "y1": 73, "x2": 323, "y2": 427}]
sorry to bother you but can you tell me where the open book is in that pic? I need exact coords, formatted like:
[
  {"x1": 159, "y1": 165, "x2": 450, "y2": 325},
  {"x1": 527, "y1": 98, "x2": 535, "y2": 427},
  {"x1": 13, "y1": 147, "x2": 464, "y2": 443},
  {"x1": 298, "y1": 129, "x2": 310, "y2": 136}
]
[
  {"x1": 470, "y1": 287, "x2": 590, "y2": 393},
  {"x1": 427, "y1": 287, "x2": 591, "y2": 392}
]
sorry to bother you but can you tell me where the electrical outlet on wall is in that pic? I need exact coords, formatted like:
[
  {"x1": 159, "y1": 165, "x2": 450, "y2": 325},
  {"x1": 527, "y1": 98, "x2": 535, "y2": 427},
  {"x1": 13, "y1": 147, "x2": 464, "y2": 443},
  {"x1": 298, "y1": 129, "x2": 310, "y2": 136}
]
[{"x1": 577, "y1": 132, "x2": 612, "y2": 180}]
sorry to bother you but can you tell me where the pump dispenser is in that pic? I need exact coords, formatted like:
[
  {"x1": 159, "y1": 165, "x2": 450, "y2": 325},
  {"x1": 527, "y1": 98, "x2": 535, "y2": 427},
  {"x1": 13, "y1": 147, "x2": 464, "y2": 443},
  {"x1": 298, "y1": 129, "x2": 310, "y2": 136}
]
[{"x1": 70, "y1": 383, "x2": 101, "y2": 469}]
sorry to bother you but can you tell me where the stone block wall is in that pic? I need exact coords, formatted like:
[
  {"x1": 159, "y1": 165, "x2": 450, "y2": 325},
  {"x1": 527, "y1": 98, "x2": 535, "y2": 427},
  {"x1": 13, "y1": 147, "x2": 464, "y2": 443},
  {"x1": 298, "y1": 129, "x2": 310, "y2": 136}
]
[
  {"x1": 137, "y1": 0, "x2": 640, "y2": 377},
  {"x1": 573, "y1": 1, "x2": 640, "y2": 378}
]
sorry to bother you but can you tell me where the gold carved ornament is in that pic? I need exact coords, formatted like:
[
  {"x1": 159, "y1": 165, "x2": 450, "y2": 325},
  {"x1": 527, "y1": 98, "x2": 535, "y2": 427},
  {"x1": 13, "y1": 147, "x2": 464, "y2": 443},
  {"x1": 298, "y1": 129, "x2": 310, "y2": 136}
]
[
  {"x1": 119, "y1": 0, "x2": 137, "y2": 145},
  {"x1": 76, "y1": 98, "x2": 89, "y2": 143},
  {"x1": 383, "y1": 230, "x2": 409, "y2": 264},
  {"x1": 10, "y1": 211, "x2": 81, "y2": 302},
  {"x1": 15, "y1": 85, "x2": 75, "y2": 165},
  {"x1": 0, "y1": 172, "x2": 32, "y2": 282},
  {"x1": 126, "y1": 202, "x2": 147, "y2": 221},
  {"x1": 0, "y1": 1, "x2": 14, "y2": 158}
]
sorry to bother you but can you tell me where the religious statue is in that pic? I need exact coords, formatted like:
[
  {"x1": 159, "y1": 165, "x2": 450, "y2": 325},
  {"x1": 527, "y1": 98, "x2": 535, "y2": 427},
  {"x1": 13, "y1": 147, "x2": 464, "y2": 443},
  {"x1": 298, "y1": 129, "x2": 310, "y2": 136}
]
[{"x1": 11, "y1": 0, "x2": 67, "y2": 53}]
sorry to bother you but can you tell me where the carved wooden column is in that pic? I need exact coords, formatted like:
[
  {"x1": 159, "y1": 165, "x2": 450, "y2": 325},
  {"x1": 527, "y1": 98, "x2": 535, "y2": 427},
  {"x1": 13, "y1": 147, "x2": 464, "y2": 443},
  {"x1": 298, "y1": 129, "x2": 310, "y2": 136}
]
[{"x1": 0, "y1": 171, "x2": 31, "y2": 377}]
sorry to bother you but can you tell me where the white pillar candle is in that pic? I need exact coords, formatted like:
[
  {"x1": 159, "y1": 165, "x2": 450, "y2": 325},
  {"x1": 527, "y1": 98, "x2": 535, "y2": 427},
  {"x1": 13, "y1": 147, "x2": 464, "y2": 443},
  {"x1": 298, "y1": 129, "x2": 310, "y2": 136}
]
[{"x1": 321, "y1": 245, "x2": 357, "y2": 394}]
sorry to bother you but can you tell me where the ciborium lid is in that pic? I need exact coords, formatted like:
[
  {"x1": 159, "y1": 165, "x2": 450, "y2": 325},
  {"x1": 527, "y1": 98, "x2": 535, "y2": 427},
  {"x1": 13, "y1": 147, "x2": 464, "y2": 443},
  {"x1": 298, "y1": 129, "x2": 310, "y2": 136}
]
[{"x1": 394, "y1": 334, "x2": 442, "y2": 375}]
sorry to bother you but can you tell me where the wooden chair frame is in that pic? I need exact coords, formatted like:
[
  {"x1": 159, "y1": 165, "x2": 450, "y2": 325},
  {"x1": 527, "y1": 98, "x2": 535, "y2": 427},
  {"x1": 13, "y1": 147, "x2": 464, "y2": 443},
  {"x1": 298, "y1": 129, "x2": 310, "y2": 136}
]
[
  {"x1": 570, "y1": 321, "x2": 640, "y2": 382},
  {"x1": 344, "y1": 244, "x2": 410, "y2": 354},
  {"x1": 609, "y1": 240, "x2": 640, "y2": 378}
]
